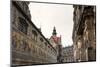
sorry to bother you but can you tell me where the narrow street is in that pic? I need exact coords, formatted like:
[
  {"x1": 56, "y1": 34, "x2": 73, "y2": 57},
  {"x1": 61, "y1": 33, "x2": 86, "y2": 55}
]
[{"x1": 11, "y1": 1, "x2": 96, "y2": 66}]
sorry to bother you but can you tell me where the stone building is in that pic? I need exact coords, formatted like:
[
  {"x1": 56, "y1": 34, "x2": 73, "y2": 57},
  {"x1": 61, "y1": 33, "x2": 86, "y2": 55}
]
[
  {"x1": 11, "y1": 1, "x2": 57, "y2": 65},
  {"x1": 72, "y1": 5, "x2": 96, "y2": 62},
  {"x1": 49, "y1": 27, "x2": 62, "y2": 63},
  {"x1": 61, "y1": 46, "x2": 74, "y2": 63}
]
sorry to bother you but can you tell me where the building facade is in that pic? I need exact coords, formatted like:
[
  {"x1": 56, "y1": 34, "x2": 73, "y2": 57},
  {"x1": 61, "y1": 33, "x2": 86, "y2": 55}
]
[
  {"x1": 61, "y1": 46, "x2": 74, "y2": 63},
  {"x1": 11, "y1": 1, "x2": 57, "y2": 65},
  {"x1": 72, "y1": 5, "x2": 96, "y2": 62},
  {"x1": 49, "y1": 27, "x2": 62, "y2": 63}
]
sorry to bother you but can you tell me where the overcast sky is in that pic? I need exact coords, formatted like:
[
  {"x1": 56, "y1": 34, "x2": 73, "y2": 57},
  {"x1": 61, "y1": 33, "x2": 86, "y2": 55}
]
[{"x1": 29, "y1": 2, "x2": 74, "y2": 47}]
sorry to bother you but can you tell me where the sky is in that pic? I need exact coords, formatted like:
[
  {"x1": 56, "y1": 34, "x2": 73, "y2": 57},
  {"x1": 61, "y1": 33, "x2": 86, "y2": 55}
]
[{"x1": 29, "y1": 2, "x2": 74, "y2": 47}]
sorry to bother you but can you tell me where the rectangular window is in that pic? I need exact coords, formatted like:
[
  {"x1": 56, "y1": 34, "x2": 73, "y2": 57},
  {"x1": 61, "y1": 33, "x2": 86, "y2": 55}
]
[
  {"x1": 18, "y1": 17, "x2": 28, "y2": 34},
  {"x1": 32, "y1": 30, "x2": 38, "y2": 41}
]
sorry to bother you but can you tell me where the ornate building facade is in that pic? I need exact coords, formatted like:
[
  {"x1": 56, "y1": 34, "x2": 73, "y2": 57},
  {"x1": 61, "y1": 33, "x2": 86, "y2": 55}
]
[
  {"x1": 72, "y1": 5, "x2": 96, "y2": 62},
  {"x1": 61, "y1": 46, "x2": 74, "y2": 63},
  {"x1": 11, "y1": 1, "x2": 57, "y2": 65}
]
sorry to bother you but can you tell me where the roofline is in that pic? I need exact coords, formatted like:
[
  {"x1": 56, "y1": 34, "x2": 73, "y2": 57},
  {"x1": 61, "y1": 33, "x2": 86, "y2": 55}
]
[{"x1": 12, "y1": 1, "x2": 57, "y2": 52}]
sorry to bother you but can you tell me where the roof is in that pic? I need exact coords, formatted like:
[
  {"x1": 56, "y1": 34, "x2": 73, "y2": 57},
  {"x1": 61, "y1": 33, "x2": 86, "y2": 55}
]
[{"x1": 51, "y1": 36, "x2": 61, "y2": 44}]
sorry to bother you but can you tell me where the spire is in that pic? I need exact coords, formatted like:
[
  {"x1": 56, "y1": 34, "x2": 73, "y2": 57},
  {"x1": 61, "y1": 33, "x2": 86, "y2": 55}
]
[{"x1": 52, "y1": 26, "x2": 57, "y2": 36}]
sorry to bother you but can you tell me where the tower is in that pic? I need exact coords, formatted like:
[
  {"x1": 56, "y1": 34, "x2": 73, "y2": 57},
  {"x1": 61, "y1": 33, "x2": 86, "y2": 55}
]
[
  {"x1": 50, "y1": 26, "x2": 62, "y2": 63},
  {"x1": 52, "y1": 26, "x2": 57, "y2": 36}
]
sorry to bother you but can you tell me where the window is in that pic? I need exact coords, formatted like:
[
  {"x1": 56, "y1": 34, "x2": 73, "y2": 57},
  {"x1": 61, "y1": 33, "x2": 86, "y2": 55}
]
[
  {"x1": 40, "y1": 37, "x2": 44, "y2": 42},
  {"x1": 32, "y1": 30, "x2": 38, "y2": 41},
  {"x1": 88, "y1": 47, "x2": 95, "y2": 61},
  {"x1": 18, "y1": 17, "x2": 28, "y2": 34}
]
